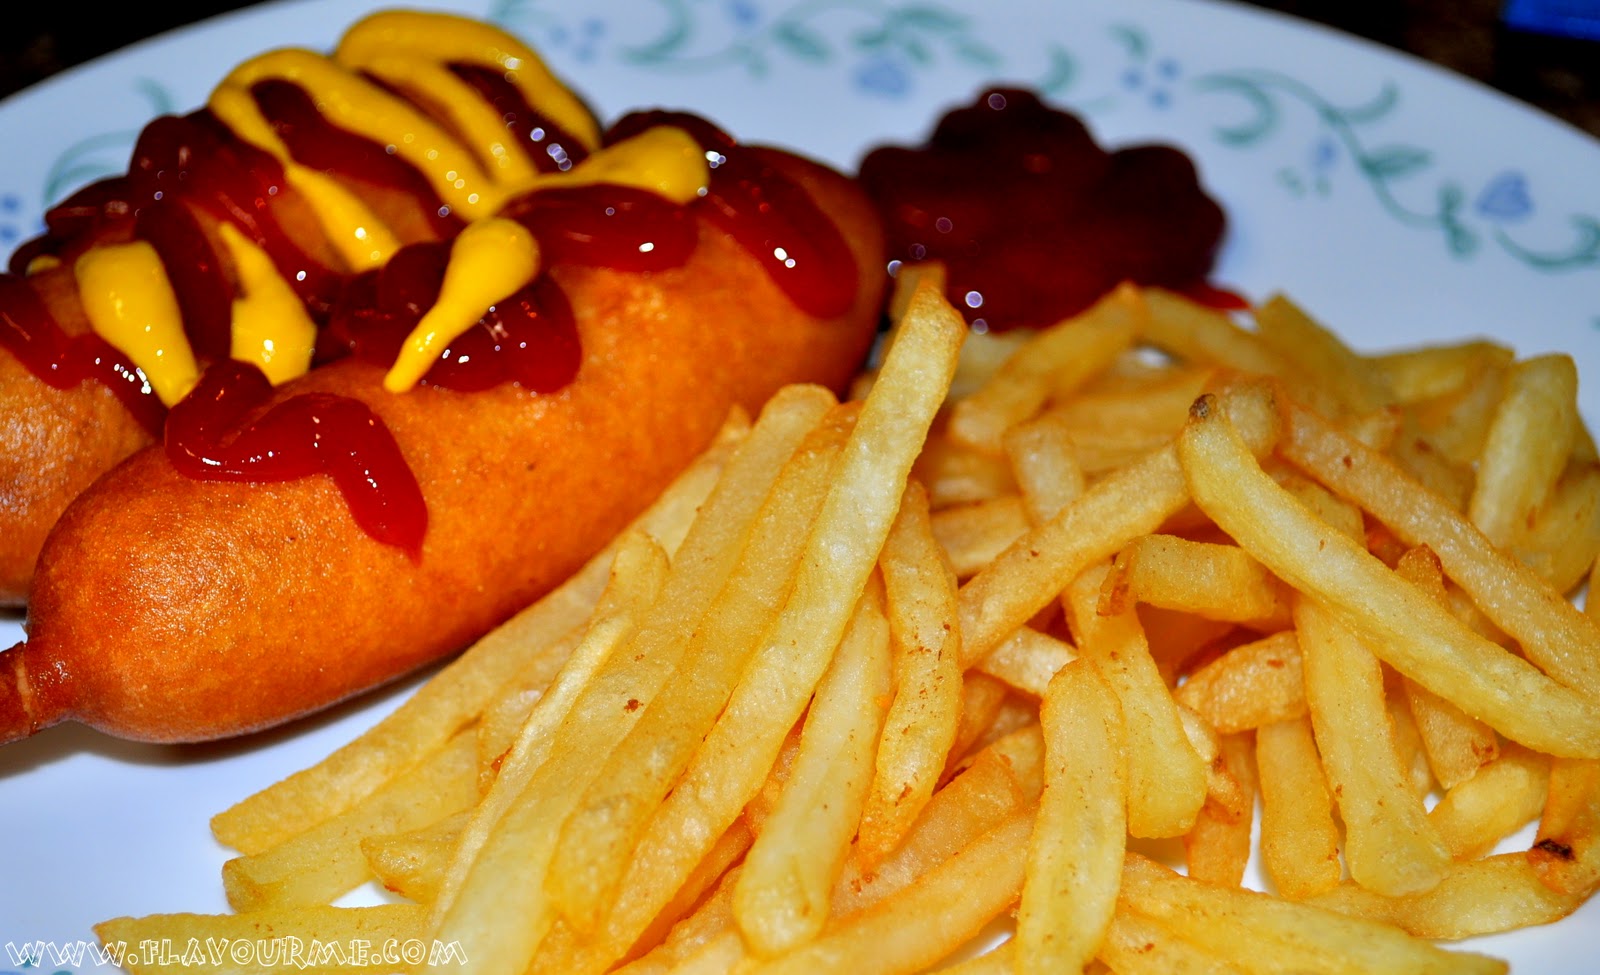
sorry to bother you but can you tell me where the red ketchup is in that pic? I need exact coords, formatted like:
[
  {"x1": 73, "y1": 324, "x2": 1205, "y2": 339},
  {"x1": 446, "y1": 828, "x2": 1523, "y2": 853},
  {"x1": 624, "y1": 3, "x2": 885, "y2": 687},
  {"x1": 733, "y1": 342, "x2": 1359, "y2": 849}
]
[
  {"x1": 2, "y1": 78, "x2": 856, "y2": 554},
  {"x1": 858, "y1": 88, "x2": 1233, "y2": 332},
  {"x1": 165, "y1": 360, "x2": 427, "y2": 559}
]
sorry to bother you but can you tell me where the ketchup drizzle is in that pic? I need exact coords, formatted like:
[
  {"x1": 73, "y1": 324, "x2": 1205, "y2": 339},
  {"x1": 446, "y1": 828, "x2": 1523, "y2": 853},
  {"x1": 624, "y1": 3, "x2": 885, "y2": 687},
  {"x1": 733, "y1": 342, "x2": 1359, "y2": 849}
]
[
  {"x1": 609, "y1": 111, "x2": 860, "y2": 319},
  {"x1": 166, "y1": 360, "x2": 427, "y2": 559},
  {"x1": 6, "y1": 73, "x2": 862, "y2": 555}
]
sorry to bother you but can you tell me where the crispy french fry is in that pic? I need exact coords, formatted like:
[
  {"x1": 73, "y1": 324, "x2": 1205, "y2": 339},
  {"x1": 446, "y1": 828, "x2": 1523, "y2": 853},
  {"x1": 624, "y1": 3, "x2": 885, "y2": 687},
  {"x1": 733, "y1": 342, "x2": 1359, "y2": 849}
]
[
  {"x1": 734, "y1": 582, "x2": 892, "y2": 955},
  {"x1": 1183, "y1": 732, "x2": 1257, "y2": 887},
  {"x1": 1097, "y1": 909, "x2": 1244, "y2": 975},
  {"x1": 360, "y1": 811, "x2": 465, "y2": 906},
  {"x1": 859, "y1": 482, "x2": 965, "y2": 869},
  {"x1": 547, "y1": 402, "x2": 853, "y2": 930},
  {"x1": 1530, "y1": 756, "x2": 1600, "y2": 898},
  {"x1": 948, "y1": 283, "x2": 1144, "y2": 453},
  {"x1": 1309, "y1": 854, "x2": 1583, "y2": 941},
  {"x1": 223, "y1": 731, "x2": 478, "y2": 911},
  {"x1": 564, "y1": 279, "x2": 966, "y2": 973},
  {"x1": 1017, "y1": 660, "x2": 1127, "y2": 973},
  {"x1": 1468, "y1": 354, "x2": 1579, "y2": 549},
  {"x1": 1119, "y1": 855, "x2": 1507, "y2": 975},
  {"x1": 1513, "y1": 461, "x2": 1600, "y2": 593},
  {"x1": 1253, "y1": 293, "x2": 1393, "y2": 415},
  {"x1": 1099, "y1": 534, "x2": 1291, "y2": 628},
  {"x1": 1372, "y1": 340, "x2": 1513, "y2": 405},
  {"x1": 1256, "y1": 716, "x2": 1342, "y2": 900},
  {"x1": 1067, "y1": 564, "x2": 1206, "y2": 839},
  {"x1": 1296, "y1": 596, "x2": 1450, "y2": 896},
  {"x1": 1429, "y1": 744, "x2": 1549, "y2": 861},
  {"x1": 1003, "y1": 411, "x2": 1087, "y2": 526},
  {"x1": 474, "y1": 625, "x2": 586, "y2": 790},
  {"x1": 913, "y1": 432, "x2": 1019, "y2": 508},
  {"x1": 1181, "y1": 394, "x2": 1600, "y2": 758},
  {"x1": 1174, "y1": 631, "x2": 1305, "y2": 734},
  {"x1": 960, "y1": 381, "x2": 1282, "y2": 666},
  {"x1": 1141, "y1": 287, "x2": 1295, "y2": 380},
  {"x1": 741, "y1": 812, "x2": 1032, "y2": 975},
  {"x1": 1279, "y1": 399, "x2": 1600, "y2": 705},
  {"x1": 973, "y1": 625, "x2": 1075, "y2": 698},
  {"x1": 424, "y1": 526, "x2": 674, "y2": 972},
  {"x1": 1393, "y1": 546, "x2": 1500, "y2": 789},
  {"x1": 930, "y1": 494, "x2": 1031, "y2": 578},
  {"x1": 949, "y1": 671, "x2": 1013, "y2": 763}
]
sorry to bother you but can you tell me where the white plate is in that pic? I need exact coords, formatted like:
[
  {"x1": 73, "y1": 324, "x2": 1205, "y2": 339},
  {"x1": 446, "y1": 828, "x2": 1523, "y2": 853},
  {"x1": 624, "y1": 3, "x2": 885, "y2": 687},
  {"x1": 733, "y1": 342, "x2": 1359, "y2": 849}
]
[{"x1": 2, "y1": 0, "x2": 1598, "y2": 971}]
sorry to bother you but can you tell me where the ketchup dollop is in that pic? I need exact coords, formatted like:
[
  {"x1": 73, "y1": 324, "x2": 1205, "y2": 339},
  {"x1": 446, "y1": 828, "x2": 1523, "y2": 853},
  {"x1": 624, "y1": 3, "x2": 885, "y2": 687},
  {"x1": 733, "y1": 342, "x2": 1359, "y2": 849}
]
[{"x1": 858, "y1": 88, "x2": 1231, "y2": 332}]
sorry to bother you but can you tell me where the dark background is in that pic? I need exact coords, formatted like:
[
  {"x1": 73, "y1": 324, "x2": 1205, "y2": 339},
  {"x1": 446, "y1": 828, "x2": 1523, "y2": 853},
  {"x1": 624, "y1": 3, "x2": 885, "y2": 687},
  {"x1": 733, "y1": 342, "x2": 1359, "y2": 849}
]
[{"x1": 1, "y1": 1, "x2": 1597, "y2": 139}]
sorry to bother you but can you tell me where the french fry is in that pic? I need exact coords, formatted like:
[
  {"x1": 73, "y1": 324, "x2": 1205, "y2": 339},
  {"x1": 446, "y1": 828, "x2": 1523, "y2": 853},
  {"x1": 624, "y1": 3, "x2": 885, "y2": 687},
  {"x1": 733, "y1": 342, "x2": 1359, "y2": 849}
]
[
  {"x1": 1017, "y1": 660, "x2": 1127, "y2": 973},
  {"x1": 1530, "y1": 756, "x2": 1600, "y2": 897},
  {"x1": 1140, "y1": 287, "x2": 1296, "y2": 380},
  {"x1": 423, "y1": 526, "x2": 674, "y2": 972},
  {"x1": 1119, "y1": 855, "x2": 1507, "y2": 975},
  {"x1": 1002, "y1": 411, "x2": 1087, "y2": 525},
  {"x1": 637, "y1": 817, "x2": 755, "y2": 957},
  {"x1": 1372, "y1": 340, "x2": 1513, "y2": 405},
  {"x1": 1253, "y1": 292, "x2": 1393, "y2": 415},
  {"x1": 937, "y1": 939, "x2": 1016, "y2": 975},
  {"x1": 1383, "y1": 665, "x2": 1437, "y2": 801},
  {"x1": 564, "y1": 278, "x2": 966, "y2": 973},
  {"x1": 222, "y1": 731, "x2": 478, "y2": 911},
  {"x1": 426, "y1": 386, "x2": 829, "y2": 972},
  {"x1": 1429, "y1": 744, "x2": 1549, "y2": 860},
  {"x1": 474, "y1": 624, "x2": 587, "y2": 789},
  {"x1": 1097, "y1": 909, "x2": 1243, "y2": 975},
  {"x1": 947, "y1": 283, "x2": 1144, "y2": 453},
  {"x1": 547, "y1": 402, "x2": 853, "y2": 930},
  {"x1": 930, "y1": 494, "x2": 1032, "y2": 578},
  {"x1": 948, "y1": 671, "x2": 1013, "y2": 763},
  {"x1": 360, "y1": 811, "x2": 466, "y2": 906},
  {"x1": 208, "y1": 414, "x2": 744, "y2": 855},
  {"x1": 859, "y1": 482, "x2": 965, "y2": 869},
  {"x1": 912, "y1": 433, "x2": 1019, "y2": 508},
  {"x1": 1392, "y1": 545, "x2": 1500, "y2": 789},
  {"x1": 1256, "y1": 716, "x2": 1342, "y2": 900},
  {"x1": 1296, "y1": 595, "x2": 1450, "y2": 895},
  {"x1": 838, "y1": 726, "x2": 1043, "y2": 917},
  {"x1": 1173, "y1": 631, "x2": 1305, "y2": 734},
  {"x1": 734, "y1": 581, "x2": 893, "y2": 956},
  {"x1": 1099, "y1": 534, "x2": 1292, "y2": 629},
  {"x1": 1183, "y1": 731, "x2": 1258, "y2": 887},
  {"x1": 1308, "y1": 854, "x2": 1583, "y2": 941},
  {"x1": 1279, "y1": 399, "x2": 1600, "y2": 704},
  {"x1": 94, "y1": 905, "x2": 429, "y2": 975},
  {"x1": 1513, "y1": 460, "x2": 1600, "y2": 593},
  {"x1": 1180, "y1": 394, "x2": 1600, "y2": 758},
  {"x1": 741, "y1": 812, "x2": 1033, "y2": 975},
  {"x1": 959, "y1": 380, "x2": 1282, "y2": 666},
  {"x1": 973, "y1": 624, "x2": 1075, "y2": 698},
  {"x1": 1066, "y1": 564, "x2": 1206, "y2": 839},
  {"x1": 1468, "y1": 354, "x2": 1579, "y2": 549}
]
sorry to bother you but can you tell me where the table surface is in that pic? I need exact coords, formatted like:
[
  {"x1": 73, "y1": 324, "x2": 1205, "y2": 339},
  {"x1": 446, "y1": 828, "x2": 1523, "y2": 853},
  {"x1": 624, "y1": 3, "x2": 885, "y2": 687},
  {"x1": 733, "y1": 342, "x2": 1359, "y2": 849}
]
[{"x1": 2, "y1": 0, "x2": 1597, "y2": 139}]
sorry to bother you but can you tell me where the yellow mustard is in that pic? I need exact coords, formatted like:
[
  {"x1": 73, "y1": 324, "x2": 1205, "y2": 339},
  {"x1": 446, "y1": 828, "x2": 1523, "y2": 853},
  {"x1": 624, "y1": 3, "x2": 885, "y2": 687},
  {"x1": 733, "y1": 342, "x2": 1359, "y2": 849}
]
[
  {"x1": 384, "y1": 218, "x2": 541, "y2": 393},
  {"x1": 73, "y1": 241, "x2": 200, "y2": 407},
  {"x1": 218, "y1": 224, "x2": 320, "y2": 386}
]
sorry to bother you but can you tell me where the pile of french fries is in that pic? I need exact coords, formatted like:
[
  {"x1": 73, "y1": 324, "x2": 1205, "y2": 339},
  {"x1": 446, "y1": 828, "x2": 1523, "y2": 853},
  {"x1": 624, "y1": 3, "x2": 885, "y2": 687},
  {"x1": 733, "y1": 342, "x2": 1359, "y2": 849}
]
[{"x1": 98, "y1": 267, "x2": 1600, "y2": 974}]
